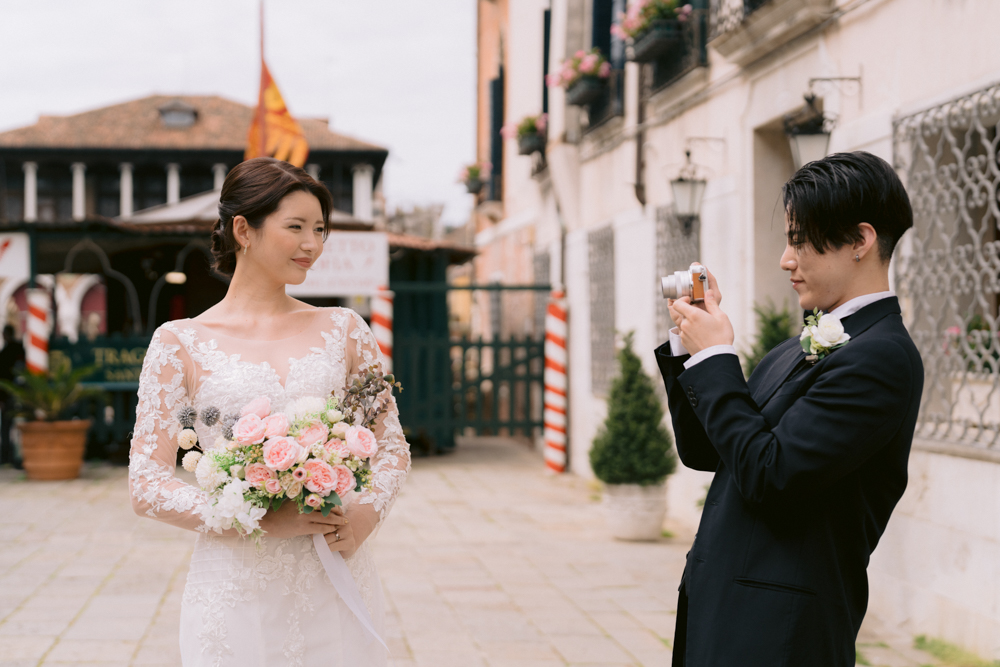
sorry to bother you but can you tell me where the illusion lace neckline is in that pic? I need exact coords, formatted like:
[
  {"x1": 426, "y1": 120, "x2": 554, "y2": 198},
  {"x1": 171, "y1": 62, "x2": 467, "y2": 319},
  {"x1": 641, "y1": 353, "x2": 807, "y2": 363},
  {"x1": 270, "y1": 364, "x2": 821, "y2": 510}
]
[{"x1": 184, "y1": 307, "x2": 326, "y2": 343}]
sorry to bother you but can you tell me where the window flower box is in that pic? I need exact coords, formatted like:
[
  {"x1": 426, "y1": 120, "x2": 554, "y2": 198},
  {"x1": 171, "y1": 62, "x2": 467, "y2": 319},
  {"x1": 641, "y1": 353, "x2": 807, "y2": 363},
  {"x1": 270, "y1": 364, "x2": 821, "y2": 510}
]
[{"x1": 631, "y1": 19, "x2": 686, "y2": 62}]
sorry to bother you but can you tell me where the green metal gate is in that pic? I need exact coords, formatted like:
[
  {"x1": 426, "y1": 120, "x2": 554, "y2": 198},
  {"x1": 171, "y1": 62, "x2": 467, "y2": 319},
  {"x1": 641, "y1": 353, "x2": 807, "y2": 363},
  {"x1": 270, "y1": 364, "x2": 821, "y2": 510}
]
[{"x1": 392, "y1": 282, "x2": 550, "y2": 454}]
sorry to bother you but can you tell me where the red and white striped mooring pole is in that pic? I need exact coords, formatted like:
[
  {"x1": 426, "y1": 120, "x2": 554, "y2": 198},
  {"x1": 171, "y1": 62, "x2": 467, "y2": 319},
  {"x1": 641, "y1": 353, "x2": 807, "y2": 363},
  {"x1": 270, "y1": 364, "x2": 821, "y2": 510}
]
[
  {"x1": 371, "y1": 288, "x2": 394, "y2": 373},
  {"x1": 543, "y1": 290, "x2": 568, "y2": 473},
  {"x1": 25, "y1": 288, "x2": 50, "y2": 374}
]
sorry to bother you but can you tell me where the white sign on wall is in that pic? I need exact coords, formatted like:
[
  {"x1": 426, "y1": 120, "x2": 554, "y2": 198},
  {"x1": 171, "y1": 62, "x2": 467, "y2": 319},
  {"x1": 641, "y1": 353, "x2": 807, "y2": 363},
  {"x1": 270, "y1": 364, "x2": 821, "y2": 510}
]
[
  {"x1": 286, "y1": 231, "x2": 389, "y2": 297},
  {"x1": 0, "y1": 233, "x2": 31, "y2": 284}
]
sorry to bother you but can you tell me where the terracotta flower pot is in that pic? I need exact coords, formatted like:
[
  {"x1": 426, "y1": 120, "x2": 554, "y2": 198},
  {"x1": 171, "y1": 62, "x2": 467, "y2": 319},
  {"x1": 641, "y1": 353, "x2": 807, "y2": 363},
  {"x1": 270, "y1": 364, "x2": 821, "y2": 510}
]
[{"x1": 19, "y1": 419, "x2": 91, "y2": 481}]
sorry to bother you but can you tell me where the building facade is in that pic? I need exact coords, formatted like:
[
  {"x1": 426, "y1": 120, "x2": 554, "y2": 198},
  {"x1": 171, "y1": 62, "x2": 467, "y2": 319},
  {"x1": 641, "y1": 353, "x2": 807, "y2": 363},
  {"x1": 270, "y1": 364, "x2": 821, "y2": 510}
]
[{"x1": 479, "y1": 0, "x2": 1000, "y2": 656}]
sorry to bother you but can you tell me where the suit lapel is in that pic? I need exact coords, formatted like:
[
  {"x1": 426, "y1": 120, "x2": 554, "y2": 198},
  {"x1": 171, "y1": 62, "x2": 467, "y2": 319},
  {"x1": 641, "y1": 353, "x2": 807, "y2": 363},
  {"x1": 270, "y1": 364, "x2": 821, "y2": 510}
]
[{"x1": 751, "y1": 297, "x2": 902, "y2": 408}]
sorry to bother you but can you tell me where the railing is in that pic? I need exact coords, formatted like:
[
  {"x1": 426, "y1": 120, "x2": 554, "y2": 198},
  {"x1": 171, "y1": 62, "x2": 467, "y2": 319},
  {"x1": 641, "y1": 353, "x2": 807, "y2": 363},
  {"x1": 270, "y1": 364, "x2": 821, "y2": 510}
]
[
  {"x1": 893, "y1": 81, "x2": 1000, "y2": 451},
  {"x1": 709, "y1": 0, "x2": 764, "y2": 41},
  {"x1": 651, "y1": 3, "x2": 709, "y2": 92}
]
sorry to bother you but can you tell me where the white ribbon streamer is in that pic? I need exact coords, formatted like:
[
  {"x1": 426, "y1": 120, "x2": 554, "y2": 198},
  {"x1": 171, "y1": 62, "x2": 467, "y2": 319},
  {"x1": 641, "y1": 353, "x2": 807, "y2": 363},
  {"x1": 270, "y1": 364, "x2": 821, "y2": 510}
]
[{"x1": 312, "y1": 533, "x2": 388, "y2": 651}]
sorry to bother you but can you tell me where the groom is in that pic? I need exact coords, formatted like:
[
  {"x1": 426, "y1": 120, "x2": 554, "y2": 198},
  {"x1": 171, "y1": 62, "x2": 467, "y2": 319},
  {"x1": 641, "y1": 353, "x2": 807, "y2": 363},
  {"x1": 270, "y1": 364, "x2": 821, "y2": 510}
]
[{"x1": 656, "y1": 152, "x2": 923, "y2": 666}]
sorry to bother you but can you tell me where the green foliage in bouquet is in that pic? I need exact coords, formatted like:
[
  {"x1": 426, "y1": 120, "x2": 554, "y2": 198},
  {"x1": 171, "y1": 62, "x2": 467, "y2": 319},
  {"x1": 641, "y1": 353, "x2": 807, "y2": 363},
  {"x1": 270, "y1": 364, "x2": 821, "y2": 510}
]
[
  {"x1": 0, "y1": 358, "x2": 104, "y2": 421},
  {"x1": 590, "y1": 332, "x2": 676, "y2": 486},
  {"x1": 742, "y1": 299, "x2": 797, "y2": 377}
]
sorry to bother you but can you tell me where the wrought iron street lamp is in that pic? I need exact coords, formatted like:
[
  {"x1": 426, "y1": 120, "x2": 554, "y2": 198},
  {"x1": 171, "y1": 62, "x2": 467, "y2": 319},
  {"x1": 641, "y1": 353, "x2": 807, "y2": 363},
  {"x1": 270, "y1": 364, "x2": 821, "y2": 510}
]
[
  {"x1": 670, "y1": 150, "x2": 707, "y2": 231},
  {"x1": 784, "y1": 94, "x2": 831, "y2": 170}
]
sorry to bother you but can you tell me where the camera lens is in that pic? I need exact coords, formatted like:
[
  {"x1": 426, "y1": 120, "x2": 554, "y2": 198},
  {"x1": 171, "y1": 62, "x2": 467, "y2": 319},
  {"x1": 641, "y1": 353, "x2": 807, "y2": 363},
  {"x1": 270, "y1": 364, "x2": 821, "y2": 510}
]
[{"x1": 662, "y1": 275, "x2": 680, "y2": 299}]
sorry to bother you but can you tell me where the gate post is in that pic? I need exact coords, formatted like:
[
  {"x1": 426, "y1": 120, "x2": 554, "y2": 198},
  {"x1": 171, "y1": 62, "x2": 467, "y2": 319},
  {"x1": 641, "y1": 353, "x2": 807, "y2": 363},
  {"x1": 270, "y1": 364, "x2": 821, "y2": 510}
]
[
  {"x1": 372, "y1": 287, "x2": 394, "y2": 372},
  {"x1": 26, "y1": 288, "x2": 50, "y2": 374},
  {"x1": 543, "y1": 290, "x2": 568, "y2": 472}
]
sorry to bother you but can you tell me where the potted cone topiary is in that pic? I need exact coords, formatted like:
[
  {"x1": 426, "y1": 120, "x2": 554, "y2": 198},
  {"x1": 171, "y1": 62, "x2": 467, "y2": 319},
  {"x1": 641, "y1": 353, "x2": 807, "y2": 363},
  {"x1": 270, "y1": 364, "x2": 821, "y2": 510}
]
[
  {"x1": 590, "y1": 331, "x2": 677, "y2": 540},
  {"x1": 0, "y1": 358, "x2": 103, "y2": 480}
]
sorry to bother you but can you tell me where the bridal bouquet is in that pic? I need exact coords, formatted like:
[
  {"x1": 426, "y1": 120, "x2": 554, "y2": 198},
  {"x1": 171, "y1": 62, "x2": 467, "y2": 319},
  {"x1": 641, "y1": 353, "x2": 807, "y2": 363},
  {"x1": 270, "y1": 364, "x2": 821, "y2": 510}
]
[{"x1": 175, "y1": 371, "x2": 401, "y2": 539}]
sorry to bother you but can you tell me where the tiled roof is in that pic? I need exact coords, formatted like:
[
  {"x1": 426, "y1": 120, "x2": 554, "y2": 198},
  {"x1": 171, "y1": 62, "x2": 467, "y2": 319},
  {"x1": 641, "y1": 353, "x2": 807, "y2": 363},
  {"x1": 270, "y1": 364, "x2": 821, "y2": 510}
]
[{"x1": 0, "y1": 95, "x2": 386, "y2": 153}]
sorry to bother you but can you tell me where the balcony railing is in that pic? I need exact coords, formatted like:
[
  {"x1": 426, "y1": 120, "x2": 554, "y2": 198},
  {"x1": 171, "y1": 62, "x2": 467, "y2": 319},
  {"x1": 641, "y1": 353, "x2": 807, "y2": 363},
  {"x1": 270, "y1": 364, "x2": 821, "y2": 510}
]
[{"x1": 708, "y1": 0, "x2": 834, "y2": 66}]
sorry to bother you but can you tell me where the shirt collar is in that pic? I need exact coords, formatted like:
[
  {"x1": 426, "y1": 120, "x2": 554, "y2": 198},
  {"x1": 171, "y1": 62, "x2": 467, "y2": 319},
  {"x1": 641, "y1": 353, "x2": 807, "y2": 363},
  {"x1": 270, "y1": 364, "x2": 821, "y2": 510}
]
[{"x1": 828, "y1": 290, "x2": 896, "y2": 320}]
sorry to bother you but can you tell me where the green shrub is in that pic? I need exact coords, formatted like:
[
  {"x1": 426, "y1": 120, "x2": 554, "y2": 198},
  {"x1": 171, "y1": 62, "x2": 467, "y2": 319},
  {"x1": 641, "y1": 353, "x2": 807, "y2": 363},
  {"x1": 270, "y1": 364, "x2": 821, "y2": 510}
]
[
  {"x1": 590, "y1": 332, "x2": 677, "y2": 485},
  {"x1": 742, "y1": 299, "x2": 798, "y2": 376}
]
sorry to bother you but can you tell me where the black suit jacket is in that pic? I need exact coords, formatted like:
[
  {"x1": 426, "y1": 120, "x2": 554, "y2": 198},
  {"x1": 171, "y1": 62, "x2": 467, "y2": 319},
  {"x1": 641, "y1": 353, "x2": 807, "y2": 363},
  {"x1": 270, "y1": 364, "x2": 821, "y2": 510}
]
[{"x1": 656, "y1": 297, "x2": 922, "y2": 667}]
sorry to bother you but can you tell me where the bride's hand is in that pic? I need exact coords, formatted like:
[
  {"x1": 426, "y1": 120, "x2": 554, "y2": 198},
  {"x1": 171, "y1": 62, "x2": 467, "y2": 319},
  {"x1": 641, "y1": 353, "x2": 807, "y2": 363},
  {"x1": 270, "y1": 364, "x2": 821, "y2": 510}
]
[
  {"x1": 324, "y1": 504, "x2": 375, "y2": 559},
  {"x1": 259, "y1": 499, "x2": 347, "y2": 539}
]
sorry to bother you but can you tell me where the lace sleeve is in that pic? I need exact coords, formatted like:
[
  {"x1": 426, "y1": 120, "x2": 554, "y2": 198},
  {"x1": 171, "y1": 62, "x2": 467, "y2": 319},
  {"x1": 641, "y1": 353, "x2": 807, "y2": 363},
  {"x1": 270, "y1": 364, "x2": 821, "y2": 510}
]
[
  {"x1": 346, "y1": 311, "x2": 410, "y2": 528},
  {"x1": 128, "y1": 325, "x2": 208, "y2": 532}
]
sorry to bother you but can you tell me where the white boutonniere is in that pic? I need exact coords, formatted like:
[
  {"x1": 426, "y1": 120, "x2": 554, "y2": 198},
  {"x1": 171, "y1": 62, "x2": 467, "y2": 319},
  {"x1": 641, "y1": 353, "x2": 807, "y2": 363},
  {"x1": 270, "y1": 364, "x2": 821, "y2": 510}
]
[{"x1": 799, "y1": 309, "x2": 851, "y2": 363}]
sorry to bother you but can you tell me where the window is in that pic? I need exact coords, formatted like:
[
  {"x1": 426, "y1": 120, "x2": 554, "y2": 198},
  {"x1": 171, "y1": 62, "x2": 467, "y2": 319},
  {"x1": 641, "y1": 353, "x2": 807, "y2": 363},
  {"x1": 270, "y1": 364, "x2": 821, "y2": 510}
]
[
  {"x1": 542, "y1": 9, "x2": 551, "y2": 116},
  {"x1": 651, "y1": 0, "x2": 709, "y2": 91},
  {"x1": 489, "y1": 67, "x2": 505, "y2": 201},
  {"x1": 893, "y1": 80, "x2": 1000, "y2": 450},
  {"x1": 322, "y1": 165, "x2": 354, "y2": 214},
  {"x1": 93, "y1": 166, "x2": 120, "y2": 218},
  {"x1": 589, "y1": 226, "x2": 616, "y2": 395},
  {"x1": 133, "y1": 166, "x2": 167, "y2": 212},
  {"x1": 36, "y1": 165, "x2": 72, "y2": 222},
  {"x1": 1, "y1": 161, "x2": 22, "y2": 221},
  {"x1": 583, "y1": 0, "x2": 626, "y2": 130},
  {"x1": 180, "y1": 166, "x2": 214, "y2": 200}
]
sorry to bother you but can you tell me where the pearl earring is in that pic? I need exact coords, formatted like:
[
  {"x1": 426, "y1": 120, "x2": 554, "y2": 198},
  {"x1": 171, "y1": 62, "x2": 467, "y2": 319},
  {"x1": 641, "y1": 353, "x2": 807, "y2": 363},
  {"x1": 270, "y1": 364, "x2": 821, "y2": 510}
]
[
  {"x1": 243, "y1": 245, "x2": 248, "y2": 255},
  {"x1": 855, "y1": 254, "x2": 860, "y2": 262}
]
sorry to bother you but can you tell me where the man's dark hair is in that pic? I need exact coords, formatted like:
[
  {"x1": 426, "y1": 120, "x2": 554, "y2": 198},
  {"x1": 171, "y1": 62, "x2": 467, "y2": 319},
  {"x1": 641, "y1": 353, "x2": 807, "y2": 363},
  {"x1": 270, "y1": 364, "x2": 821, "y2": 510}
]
[{"x1": 782, "y1": 151, "x2": 913, "y2": 261}]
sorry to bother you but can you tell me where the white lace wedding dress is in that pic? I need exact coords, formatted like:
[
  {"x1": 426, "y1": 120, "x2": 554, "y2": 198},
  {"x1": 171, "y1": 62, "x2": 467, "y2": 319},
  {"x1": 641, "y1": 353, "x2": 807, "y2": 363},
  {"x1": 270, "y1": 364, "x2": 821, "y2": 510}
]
[{"x1": 128, "y1": 307, "x2": 410, "y2": 667}]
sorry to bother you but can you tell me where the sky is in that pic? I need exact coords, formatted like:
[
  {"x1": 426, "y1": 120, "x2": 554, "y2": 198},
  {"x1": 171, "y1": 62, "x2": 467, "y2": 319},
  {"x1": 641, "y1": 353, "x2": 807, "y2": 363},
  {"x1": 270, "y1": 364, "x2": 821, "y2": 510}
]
[{"x1": 0, "y1": 0, "x2": 477, "y2": 227}]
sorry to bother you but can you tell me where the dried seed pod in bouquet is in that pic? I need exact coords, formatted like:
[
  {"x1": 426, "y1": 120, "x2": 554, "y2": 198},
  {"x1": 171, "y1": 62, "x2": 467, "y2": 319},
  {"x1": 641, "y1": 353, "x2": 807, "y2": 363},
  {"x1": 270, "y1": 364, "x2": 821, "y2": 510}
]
[
  {"x1": 176, "y1": 406, "x2": 197, "y2": 429},
  {"x1": 200, "y1": 406, "x2": 221, "y2": 427}
]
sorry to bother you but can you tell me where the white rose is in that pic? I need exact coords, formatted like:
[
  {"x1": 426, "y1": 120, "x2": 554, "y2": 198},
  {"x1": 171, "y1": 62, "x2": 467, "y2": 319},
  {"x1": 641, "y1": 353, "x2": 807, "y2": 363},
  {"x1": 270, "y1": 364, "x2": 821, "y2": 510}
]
[
  {"x1": 181, "y1": 451, "x2": 203, "y2": 473},
  {"x1": 813, "y1": 314, "x2": 850, "y2": 349},
  {"x1": 285, "y1": 480, "x2": 304, "y2": 499},
  {"x1": 177, "y1": 428, "x2": 198, "y2": 450},
  {"x1": 325, "y1": 409, "x2": 344, "y2": 424}
]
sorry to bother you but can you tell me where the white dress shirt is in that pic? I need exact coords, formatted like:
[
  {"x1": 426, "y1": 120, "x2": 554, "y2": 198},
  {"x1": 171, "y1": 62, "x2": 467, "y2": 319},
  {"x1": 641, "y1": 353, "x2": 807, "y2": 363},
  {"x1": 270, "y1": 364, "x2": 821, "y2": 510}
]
[{"x1": 669, "y1": 290, "x2": 896, "y2": 370}]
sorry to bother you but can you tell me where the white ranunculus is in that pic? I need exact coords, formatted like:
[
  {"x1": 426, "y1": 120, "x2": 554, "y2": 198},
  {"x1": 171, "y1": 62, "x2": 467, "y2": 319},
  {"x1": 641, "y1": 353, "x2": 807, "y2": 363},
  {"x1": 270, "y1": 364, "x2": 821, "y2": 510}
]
[
  {"x1": 812, "y1": 313, "x2": 850, "y2": 349},
  {"x1": 181, "y1": 451, "x2": 203, "y2": 473},
  {"x1": 325, "y1": 409, "x2": 344, "y2": 424},
  {"x1": 177, "y1": 428, "x2": 198, "y2": 450},
  {"x1": 195, "y1": 454, "x2": 229, "y2": 491}
]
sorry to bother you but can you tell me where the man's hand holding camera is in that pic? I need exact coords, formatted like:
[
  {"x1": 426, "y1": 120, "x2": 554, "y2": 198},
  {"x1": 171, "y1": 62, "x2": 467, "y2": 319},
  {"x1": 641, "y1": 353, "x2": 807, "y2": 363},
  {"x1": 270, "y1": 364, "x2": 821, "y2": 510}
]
[{"x1": 666, "y1": 264, "x2": 735, "y2": 356}]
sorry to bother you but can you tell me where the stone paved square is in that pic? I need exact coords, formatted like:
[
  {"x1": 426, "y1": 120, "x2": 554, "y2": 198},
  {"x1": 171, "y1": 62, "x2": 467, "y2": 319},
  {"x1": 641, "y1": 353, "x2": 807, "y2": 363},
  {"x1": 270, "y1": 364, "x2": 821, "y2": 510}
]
[{"x1": 0, "y1": 437, "x2": 936, "y2": 666}]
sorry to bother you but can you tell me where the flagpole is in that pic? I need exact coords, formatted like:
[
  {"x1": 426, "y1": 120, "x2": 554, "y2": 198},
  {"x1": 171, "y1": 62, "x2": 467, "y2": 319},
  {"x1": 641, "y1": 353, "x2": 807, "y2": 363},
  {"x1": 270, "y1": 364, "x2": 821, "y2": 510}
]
[{"x1": 257, "y1": 0, "x2": 266, "y2": 157}]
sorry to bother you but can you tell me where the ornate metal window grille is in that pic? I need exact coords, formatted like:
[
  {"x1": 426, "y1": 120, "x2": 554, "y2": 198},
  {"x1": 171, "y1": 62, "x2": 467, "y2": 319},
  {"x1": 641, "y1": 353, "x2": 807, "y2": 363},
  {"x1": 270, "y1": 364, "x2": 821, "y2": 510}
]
[
  {"x1": 656, "y1": 206, "x2": 702, "y2": 343},
  {"x1": 893, "y1": 81, "x2": 1000, "y2": 450},
  {"x1": 589, "y1": 226, "x2": 616, "y2": 395},
  {"x1": 708, "y1": 0, "x2": 769, "y2": 41}
]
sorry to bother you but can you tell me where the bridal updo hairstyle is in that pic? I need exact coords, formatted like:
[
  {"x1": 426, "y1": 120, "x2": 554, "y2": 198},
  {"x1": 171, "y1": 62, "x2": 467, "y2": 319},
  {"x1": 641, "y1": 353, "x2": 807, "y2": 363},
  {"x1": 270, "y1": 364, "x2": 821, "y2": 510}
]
[
  {"x1": 782, "y1": 151, "x2": 912, "y2": 262},
  {"x1": 211, "y1": 157, "x2": 334, "y2": 276}
]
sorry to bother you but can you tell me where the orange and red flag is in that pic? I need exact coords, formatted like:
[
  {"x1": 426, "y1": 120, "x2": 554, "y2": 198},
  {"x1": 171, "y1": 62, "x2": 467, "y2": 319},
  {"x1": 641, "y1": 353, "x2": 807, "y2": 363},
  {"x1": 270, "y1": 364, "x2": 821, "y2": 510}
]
[{"x1": 245, "y1": 6, "x2": 309, "y2": 167}]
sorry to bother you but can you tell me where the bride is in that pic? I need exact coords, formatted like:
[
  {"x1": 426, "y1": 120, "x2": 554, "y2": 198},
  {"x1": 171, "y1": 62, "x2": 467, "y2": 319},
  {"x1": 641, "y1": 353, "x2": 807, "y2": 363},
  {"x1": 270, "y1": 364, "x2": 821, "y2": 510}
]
[{"x1": 128, "y1": 157, "x2": 409, "y2": 666}]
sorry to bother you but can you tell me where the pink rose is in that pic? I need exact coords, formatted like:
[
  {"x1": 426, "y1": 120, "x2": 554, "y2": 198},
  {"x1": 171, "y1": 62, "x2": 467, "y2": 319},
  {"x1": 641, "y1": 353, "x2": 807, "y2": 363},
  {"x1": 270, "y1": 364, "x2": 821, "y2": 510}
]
[
  {"x1": 233, "y1": 414, "x2": 267, "y2": 444},
  {"x1": 241, "y1": 396, "x2": 271, "y2": 419},
  {"x1": 262, "y1": 436, "x2": 304, "y2": 472},
  {"x1": 263, "y1": 413, "x2": 290, "y2": 438},
  {"x1": 305, "y1": 494, "x2": 323, "y2": 508},
  {"x1": 324, "y1": 439, "x2": 351, "y2": 460},
  {"x1": 295, "y1": 421, "x2": 330, "y2": 448},
  {"x1": 245, "y1": 463, "x2": 275, "y2": 489},
  {"x1": 332, "y1": 464, "x2": 356, "y2": 497},
  {"x1": 264, "y1": 478, "x2": 282, "y2": 494},
  {"x1": 329, "y1": 422, "x2": 349, "y2": 439},
  {"x1": 345, "y1": 425, "x2": 378, "y2": 459},
  {"x1": 292, "y1": 467, "x2": 308, "y2": 481},
  {"x1": 303, "y1": 460, "x2": 338, "y2": 495}
]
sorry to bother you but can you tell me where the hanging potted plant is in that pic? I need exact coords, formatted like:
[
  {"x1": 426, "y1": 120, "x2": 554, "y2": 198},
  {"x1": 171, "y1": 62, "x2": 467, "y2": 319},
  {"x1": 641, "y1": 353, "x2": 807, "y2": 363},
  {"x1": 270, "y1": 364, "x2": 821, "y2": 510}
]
[
  {"x1": 612, "y1": 1, "x2": 693, "y2": 63},
  {"x1": 548, "y1": 48, "x2": 612, "y2": 107},
  {"x1": 590, "y1": 332, "x2": 677, "y2": 540},
  {"x1": 458, "y1": 161, "x2": 491, "y2": 195},
  {"x1": 504, "y1": 114, "x2": 548, "y2": 155},
  {"x1": 0, "y1": 359, "x2": 103, "y2": 480}
]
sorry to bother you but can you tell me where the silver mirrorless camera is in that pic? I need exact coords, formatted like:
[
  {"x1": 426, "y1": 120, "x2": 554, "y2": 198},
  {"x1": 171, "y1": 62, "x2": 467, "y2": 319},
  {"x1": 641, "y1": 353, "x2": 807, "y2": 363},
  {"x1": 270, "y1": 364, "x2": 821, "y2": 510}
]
[{"x1": 661, "y1": 263, "x2": 708, "y2": 302}]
